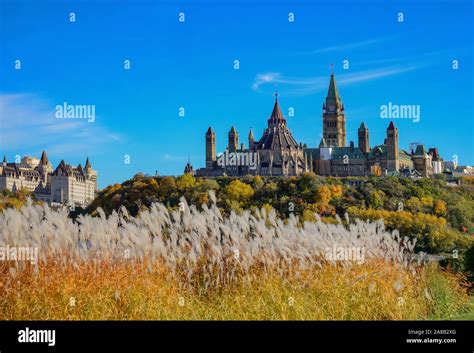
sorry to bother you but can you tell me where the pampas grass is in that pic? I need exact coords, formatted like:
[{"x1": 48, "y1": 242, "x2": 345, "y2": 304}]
[{"x1": 0, "y1": 193, "x2": 470, "y2": 320}]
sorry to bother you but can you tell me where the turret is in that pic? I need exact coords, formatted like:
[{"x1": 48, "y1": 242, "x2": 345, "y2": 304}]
[
  {"x1": 358, "y1": 122, "x2": 370, "y2": 154},
  {"x1": 205, "y1": 127, "x2": 216, "y2": 169},
  {"x1": 83, "y1": 157, "x2": 98, "y2": 191},
  {"x1": 37, "y1": 150, "x2": 52, "y2": 175},
  {"x1": 228, "y1": 126, "x2": 238, "y2": 152},
  {"x1": 248, "y1": 128, "x2": 254, "y2": 150},
  {"x1": 386, "y1": 121, "x2": 399, "y2": 171}
]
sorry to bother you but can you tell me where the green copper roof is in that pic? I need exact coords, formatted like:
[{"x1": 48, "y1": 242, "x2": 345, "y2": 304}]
[
  {"x1": 399, "y1": 149, "x2": 413, "y2": 161},
  {"x1": 327, "y1": 74, "x2": 339, "y2": 100},
  {"x1": 367, "y1": 145, "x2": 387, "y2": 159},
  {"x1": 414, "y1": 144, "x2": 426, "y2": 156},
  {"x1": 303, "y1": 148, "x2": 320, "y2": 160},
  {"x1": 331, "y1": 147, "x2": 366, "y2": 159}
]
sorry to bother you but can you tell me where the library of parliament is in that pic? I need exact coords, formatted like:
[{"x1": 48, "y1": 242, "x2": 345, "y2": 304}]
[{"x1": 194, "y1": 72, "x2": 443, "y2": 178}]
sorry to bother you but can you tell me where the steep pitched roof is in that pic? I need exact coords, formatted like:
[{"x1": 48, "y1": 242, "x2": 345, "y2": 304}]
[
  {"x1": 54, "y1": 160, "x2": 68, "y2": 175},
  {"x1": 206, "y1": 127, "x2": 214, "y2": 135},
  {"x1": 327, "y1": 73, "x2": 340, "y2": 103},
  {"x1": 387, "y1": 121, "x2": 396, "y2": 131},
  {"x1": 85, "y1": 157, "x2": 91, "y2": 169},
  {"x1": 248, "y1": 128, "x2": 254, "y2": 140},
  {"x1": 359, "y1": 122, "x2": 368, "y2": 130},
  {"x1": 267, "y1": 97, "x2": 286, "y2": 125},
  {"x1": 184, "y1": 162, "x2": 194, "y2": 174},
  {"x1": 414, "y1": 144, "x2": 427, "y2": 156},
  {"x1": 256, "y1": 96, "x2": 299, "y2": 151},
  {"x1": 53, "y1": 159, "x2": 87, "y2": 177},
  {"x1": 428, "y1": 148, "x2": 441, "y2": 161},
  {"x1": 367, "y1": 145, "x2": 387, "y2": 159},
  {"x1": 40, "y1": 151, "x2": 49, "y2": 165}
]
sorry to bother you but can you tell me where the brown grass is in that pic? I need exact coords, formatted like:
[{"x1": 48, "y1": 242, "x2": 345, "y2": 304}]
[{"x1": 0, "y1": 259, "x2": 469, "y2": 320}]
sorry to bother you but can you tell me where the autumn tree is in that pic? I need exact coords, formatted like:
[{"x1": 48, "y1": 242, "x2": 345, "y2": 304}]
[
  {"x1": 433, "y1": 199, "x2": 447, "y2": 216},
  {"x1": 225, "y1": 180, "x2": 254, "y2": 202}
]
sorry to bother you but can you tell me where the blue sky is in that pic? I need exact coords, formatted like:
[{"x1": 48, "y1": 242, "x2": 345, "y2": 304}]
[{"x1": 0, "y1": 0, "x2": 472, "y2": 188}]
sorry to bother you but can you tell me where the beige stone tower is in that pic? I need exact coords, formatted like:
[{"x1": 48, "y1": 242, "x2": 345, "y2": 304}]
[
  {"x1": 358, "y1": 122, "x2": 370, "y2": 154},
  {"x1": 228, "y1": 126, "x2": 238, "y2": 152},
  {"x1": 205, "y1": 127, "x2": 216, "y2": 169},
  {"x1": 386, "y1": 121, "x2": 399, "y2": 171},
  {"x1": 84, "y1": 157, "x2": 98, "y2": 192},
  {"x1": 248, "y1": 128, "x2": 254, "y2": 150},
  {"x1": 322, "y1": 72, "x2": 346, "y2": 147}
]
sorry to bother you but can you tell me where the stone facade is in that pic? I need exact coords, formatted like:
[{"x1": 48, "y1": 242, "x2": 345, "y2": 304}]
[
  {"x1": 195, "y1": 73, "x2": 444, "y2": 178},
  {"x1": 0, "y1": 151, "x2": 97, "y2": 207},
  {"x1": 197, "y1": 94, "x2": 308, "y2": 177}
]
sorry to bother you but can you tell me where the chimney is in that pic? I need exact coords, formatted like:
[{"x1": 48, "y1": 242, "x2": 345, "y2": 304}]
[
  {"x1": 350, "y1": 141, "x2": 354, "y2": 151},
  {"x1": 241, "y1": 143, "x2": 245, "y2": 151}
]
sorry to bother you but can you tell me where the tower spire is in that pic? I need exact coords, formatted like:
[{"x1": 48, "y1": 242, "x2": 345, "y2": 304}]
[
  {"x1": 248, "y1": 127, "x2": 254, "y2": 139},
  {"x1": 268, "y1": 94, "x2": 286, "y2": 125},
  {"x1": 323, "y1": 70, "x2": 346, "y2": 147},
  {"x1": 327, "y1": 70, "x2": 340, "y2": 103},
  {"x1": 40, "y1": 150, "x2": 49, "y2": 165},
  {"x1": 228, "y1": 126, "x2": 238, "y2": 152},
  {"x1": 248, "y1": 127, "x2": 255, "y2": 150}
]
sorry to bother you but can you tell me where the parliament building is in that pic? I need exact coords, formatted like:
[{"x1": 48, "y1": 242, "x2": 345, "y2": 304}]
[{"x1": 195, "y1": 73, "x2": 443, "y2": 178}]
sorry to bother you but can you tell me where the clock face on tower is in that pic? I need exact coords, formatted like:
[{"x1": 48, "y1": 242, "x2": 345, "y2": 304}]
[{"x1": 329, "y1": 105, "x2": 335, "y2": 112}]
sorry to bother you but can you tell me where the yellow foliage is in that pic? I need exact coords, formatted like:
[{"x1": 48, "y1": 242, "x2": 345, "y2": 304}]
[
  {"x1": 176, "y1": 174, "x2": 195, "y2": 189},
  {"x1": 405, "y1": 197, "x2": 422, "y2": 212},
  {"x1": 254, "y1": 175, "x2": 263, "y2": 185},
  {"x1": 105, "y1": 183, "x2": 122, "y2": 195},
  {"x1": 433, "y1": 200, "x2": 447, "y2": 216},
  {"x1": 225, "y1": 180, "x2": 254, "y2": 201},
  {"x1": 302, "y1": 209, "x2": 317, "y2": 223},
  {"x1": 316, "y1": 185, "x2": 331, "y2": 205},
  {"x1": 329, "y1": 185, "x2": 343, "y2": 199},
  {"x1": 420, "y1": 196, "x2": 434, "y2": 208}
]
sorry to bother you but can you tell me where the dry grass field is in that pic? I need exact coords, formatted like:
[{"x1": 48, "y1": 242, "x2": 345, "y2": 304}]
[{"x1": 0, "y1": 195, "x2": 471, "y2": 320}]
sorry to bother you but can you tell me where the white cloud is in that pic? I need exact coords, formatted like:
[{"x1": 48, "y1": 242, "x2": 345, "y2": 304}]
[
  {"x1": 0, "y1": 93, "x2": 121, "y2": 157},
  {"x1": 252, "y1": 72, "x2": 326, "y2": 91},
  {"x1": 252, "y1": 65, "x2": 421, "y2": 96}
]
